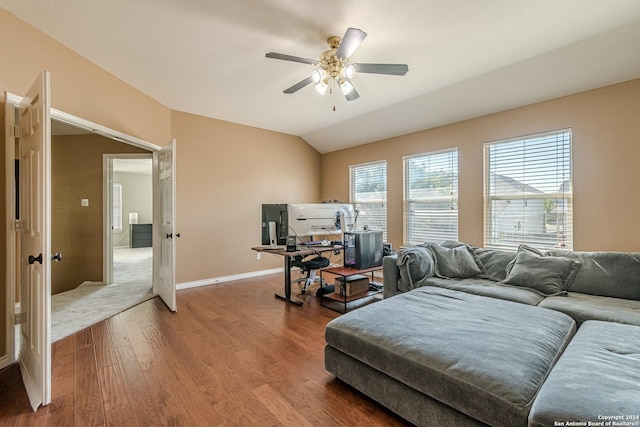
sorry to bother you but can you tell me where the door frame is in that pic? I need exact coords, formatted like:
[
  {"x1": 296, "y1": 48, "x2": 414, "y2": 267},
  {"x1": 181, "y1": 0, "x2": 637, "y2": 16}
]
[
  {"x1": 3, "y1": 94, "x2": 162, "y2": 370},
  {"x1": 103, "y1": 153, "x2": 153, "y2": 285}
]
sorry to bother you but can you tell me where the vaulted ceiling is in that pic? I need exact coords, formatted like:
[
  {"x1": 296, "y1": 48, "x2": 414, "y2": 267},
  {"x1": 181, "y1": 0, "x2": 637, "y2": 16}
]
[{"x1": 3, "y1": 0, "x2": 640, "y2": 153}]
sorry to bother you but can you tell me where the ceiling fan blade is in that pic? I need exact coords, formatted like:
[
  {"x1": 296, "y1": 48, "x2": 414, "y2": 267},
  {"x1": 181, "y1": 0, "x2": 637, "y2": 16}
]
[
  {"x1": 283, "y1": 76, "x2": 314, "y2": 94},
  {"x1": 354, "y1": 63, "x2": 409, "y2": 76},
  {"x1": 266, "y1": 52, "x2": 318, "y2": 65},
  {"x1": 345, "y1": 84, "x2": 360, "y2": 102},
  {"x1": 335, "y1": 27, "x2": 367, "y2": 59}
]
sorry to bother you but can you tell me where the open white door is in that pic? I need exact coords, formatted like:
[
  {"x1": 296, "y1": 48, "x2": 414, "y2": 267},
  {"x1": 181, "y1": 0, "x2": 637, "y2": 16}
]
[
  {"x1": 18, "y1": 71, "x2": 52, "y2": 410},
  {"x1": 153, "y1": 139, "x2": 176, "y2": 311}
]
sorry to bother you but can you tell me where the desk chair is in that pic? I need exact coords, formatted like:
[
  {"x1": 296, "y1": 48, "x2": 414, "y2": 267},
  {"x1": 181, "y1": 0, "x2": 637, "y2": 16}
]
[{"x1": 291, "y1": 255, "x2": 330, "y2": 294}]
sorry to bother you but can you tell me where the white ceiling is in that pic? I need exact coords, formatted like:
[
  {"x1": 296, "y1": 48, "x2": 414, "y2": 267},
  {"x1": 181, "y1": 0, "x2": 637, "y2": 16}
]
[{"x1": 3, "y1": 0, "x2": 640, "y2": 153}]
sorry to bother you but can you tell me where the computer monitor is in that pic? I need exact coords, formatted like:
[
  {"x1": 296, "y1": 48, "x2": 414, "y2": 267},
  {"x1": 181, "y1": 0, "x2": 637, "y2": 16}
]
[
  {"x1": 261, "y1": 204, "x2": 288, "y2": 246},
  {"x1": 287, "y1": 203, "x2": 355, "y2": 238}
]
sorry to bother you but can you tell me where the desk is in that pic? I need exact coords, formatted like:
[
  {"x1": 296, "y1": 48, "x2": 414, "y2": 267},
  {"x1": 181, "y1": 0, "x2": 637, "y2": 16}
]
[{"x1": 252, "y1": 245, "x2": 341, "y2": 306}]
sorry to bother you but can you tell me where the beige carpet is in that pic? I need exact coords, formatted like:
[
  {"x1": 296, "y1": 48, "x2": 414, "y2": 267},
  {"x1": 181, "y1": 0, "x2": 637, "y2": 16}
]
[{"x1": 51, "y1": 247, "x2": 154, "y2": 342}]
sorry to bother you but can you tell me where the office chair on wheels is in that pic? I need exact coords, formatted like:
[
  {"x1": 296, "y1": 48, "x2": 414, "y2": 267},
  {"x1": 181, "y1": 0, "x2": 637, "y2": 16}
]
[{"x1": 291, "y1": 254, "x2": 330, "y2": 294}]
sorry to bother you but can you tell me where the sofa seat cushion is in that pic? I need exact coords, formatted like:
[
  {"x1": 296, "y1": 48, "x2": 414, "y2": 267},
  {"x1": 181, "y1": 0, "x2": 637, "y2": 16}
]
[
  {"x1": 529, "y1": 321, "x2": 640, "y2": 427},
  {"x1": 425, "y1": 277, "x2": 546, "y2": 306},
  {"x1": 538, "y1": 292, "x2": 640, "y2": 326},
  {"x1": 325, "y1": 287, "x2": 576, "y2": 427}
]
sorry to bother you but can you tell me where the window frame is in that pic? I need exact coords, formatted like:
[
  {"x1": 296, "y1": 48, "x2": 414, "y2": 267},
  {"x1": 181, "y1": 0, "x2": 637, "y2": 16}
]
[
  {"x1": 349, "y1": 160, "x2": 387, "y2": 240},
  {"x1": 403, "y1": 148, "x2": 459, "y2": 245},
  {"x1": 483, "y1": 129, "x2": 573, "y2": 251}
]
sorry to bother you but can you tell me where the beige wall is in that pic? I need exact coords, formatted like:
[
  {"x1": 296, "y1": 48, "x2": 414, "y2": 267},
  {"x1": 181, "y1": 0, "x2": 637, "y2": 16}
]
[
  {"x1": 321, "y1": 78, "x2": 640, "y2": 253},
  {"x1": 51, "y1": 135, "x2": 148, "y2": 295},
  {"x1": 0, "y1": 9, "x2": 171, "y2": 145},
  {"x1": 171, "y1": 110, "x2": 321, "y2": 283}
]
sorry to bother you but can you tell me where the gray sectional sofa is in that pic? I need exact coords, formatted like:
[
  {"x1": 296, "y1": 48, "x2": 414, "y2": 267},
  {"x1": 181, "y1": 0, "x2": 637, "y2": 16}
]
[{"x1": 324, "y1": 242, "x2": 640, "y2": 426}]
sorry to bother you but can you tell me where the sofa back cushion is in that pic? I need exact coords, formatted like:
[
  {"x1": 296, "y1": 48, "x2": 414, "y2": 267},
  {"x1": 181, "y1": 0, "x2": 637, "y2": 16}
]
[
  {"x1": 473, "y1": 247, "x2": 516, "y2": 282},
  {"x1": 503, "y1": 245, "x2": 581, "y2": 296},
  {"x1": 547, "y1": 250, "x2": 640, "y2": 300}
]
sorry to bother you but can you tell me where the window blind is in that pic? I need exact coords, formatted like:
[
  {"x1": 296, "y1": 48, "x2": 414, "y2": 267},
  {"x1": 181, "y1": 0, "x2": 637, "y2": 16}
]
[
  {"x1": 349, "y1": 160, "x2": 387, "y2": 240},
  {"x1": 484, "y1": 129, "x2": 573, "y2": 251},
  {"x1": 112, "y1": 183, "x2": 123, "y2": 232},
  {"x1": 404, "y1": 149, "x2": 458, "y2": 245}
]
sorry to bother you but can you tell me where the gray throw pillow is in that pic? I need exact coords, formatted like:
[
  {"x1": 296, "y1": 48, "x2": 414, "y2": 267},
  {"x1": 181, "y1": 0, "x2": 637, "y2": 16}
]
[
  {"x1": 474, "y1": 247, "x2": 516, "y2": 282},
  {"x1": 503, "y1": 245, "x2": 582, "y2": 296},
  {"x1": 427, "y1": 244, "x2": 483, "y2": 279}
]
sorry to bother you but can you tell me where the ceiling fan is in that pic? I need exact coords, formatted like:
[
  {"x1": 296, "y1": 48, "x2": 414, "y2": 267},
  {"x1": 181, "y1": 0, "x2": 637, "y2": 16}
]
[{"x1": 266, "y1": 27, "x2": 408, "y2": 101}]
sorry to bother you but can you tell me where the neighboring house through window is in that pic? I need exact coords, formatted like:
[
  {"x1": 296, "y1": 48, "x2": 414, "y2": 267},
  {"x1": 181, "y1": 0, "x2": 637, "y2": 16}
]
[
  {"x1": 349, "y1": 161, "x2": 387, "y2": 240},
  {"x1": 404, "y1": 149, "x2": 458, "y2": 245},
  {"x1": 484, "y1": 129, "x2": 573, "y2": 251}
]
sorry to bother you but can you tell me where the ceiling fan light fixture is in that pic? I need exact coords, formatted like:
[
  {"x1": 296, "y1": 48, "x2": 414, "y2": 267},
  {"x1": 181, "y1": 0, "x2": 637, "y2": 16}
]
[
  {"x1": 339, "y1": 78, "x2": 354, "y2": 95},
  {"x1": 314, "y1": 79, "x2": 328, "y2": 95},
  {"x1": 344, "y1": 64, "x2": 356, "y2": 79},
  {"x1": 266, "y1": 27, "x2": 407, "y2": 99},
  {"x1": 312, "y1": 69, "x2": 323, "y2": 84}
]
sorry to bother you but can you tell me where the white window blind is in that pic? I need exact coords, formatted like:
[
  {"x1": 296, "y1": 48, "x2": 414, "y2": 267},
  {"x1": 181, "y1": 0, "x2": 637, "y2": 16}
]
[
  {"x1": 349, "y1": 161, "x2": 387, "y2": 240},
  {"x1": 112, "y1": 183, "x2": 123, "y2": 232},
  {"x1": 484, "y1": 129, "x2": 573, "y2": 251},
  {"x1": 404, "y1": 149, "x2": 458, "y2": 245}
]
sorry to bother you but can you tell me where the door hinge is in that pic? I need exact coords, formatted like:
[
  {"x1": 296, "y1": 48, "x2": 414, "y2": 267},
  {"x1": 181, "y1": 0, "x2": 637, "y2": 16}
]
[
  {"x1": 14, "y1": 219, "x2": 21, "y2": 232},
  {"x1": 13, "y1": 124, "x2": 20, "y2": 139},
  {"x1": 14, "y1": 312, "x2": 25, "y2": 325}
]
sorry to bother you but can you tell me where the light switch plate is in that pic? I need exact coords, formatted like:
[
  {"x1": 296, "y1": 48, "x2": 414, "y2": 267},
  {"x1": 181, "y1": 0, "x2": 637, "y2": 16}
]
[{"x1": 81, "y1": 199, "x2": 89, "y2": 207}]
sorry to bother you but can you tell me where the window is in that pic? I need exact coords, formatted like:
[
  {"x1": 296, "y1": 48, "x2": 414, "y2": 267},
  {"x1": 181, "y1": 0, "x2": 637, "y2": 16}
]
[
  {"x1": 349, "y1": 161, "x2": 387, "y2": 239},
  {"x1": 112, "y1": 183, "x2": 123, "y2": 232},
  {"x1": 484, "y1": 129, "x2": 573, "y2": 251},
  {"x1": 404, "y1": 149, "x2": 458, "y2": 245}
]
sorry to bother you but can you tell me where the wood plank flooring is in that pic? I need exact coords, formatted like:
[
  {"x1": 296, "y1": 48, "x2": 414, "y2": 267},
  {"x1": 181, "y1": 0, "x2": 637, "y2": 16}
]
[{"x1": 0, "y1": 273, "x2": 411, "y2": 426}]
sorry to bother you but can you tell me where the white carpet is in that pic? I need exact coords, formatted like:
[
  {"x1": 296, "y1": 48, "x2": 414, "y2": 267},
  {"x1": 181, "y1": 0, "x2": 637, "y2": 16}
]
[{"x1": 51, "y1": 247, "x2": 154, "y2": 342}]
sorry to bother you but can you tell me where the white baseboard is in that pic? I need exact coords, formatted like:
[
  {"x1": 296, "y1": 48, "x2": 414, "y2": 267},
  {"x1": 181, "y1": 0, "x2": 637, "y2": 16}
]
[
  {"x1": 0, "y1": 354, "x2": 9, "y2": 370},
  {"x1": 177, "y1": 267, "x2": 283, "y2": 291}
]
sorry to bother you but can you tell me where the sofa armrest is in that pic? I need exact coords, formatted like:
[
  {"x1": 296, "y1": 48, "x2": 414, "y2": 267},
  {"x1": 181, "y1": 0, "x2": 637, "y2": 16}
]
[{"x1": 383, "y1": 254, "x2": 401, "y2": 298}]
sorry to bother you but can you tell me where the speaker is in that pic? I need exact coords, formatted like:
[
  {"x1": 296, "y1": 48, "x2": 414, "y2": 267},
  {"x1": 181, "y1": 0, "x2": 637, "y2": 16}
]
[{"x1": 268, "y1": 221, "x2": 278, "y2": 248}]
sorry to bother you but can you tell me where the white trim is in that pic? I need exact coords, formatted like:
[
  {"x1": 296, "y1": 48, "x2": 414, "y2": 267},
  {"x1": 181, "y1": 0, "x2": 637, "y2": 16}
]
[
  {"x1": 0, "y1": 355, "x2": 9, "y2": 370},
  {"x1": 50, "y1": 109, "x2": 161, "y2": 152},
  {"x1": 177, "y1": 268, "x2": 283, "y2": 290},
  {"x1": 5, "y1": 94, "x2": 160, "y2": 150},
  {"x1": 4, "y1": 92, "x2": 17, "y2": 366}
]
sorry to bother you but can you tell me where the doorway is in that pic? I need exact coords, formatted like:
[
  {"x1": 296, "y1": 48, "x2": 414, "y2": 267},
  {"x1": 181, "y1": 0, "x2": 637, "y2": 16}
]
[
  {"x1": 48, "y1": 125, "x2": 155, "y2": 342},
  {"x1": 106, "y1": 155, "x2": 154, "y2": 284}
]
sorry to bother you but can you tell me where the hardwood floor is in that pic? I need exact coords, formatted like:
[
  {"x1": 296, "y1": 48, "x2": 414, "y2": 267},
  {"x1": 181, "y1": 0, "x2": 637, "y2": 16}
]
[{"x1": 0, "y1": 273, "x2": 411, "y2": 426}]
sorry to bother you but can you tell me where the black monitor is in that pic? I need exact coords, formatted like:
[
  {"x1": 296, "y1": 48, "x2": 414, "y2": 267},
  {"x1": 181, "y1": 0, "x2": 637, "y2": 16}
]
[{"x1": 261, "y1": 204, "x2": 288, "y2": 246}]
